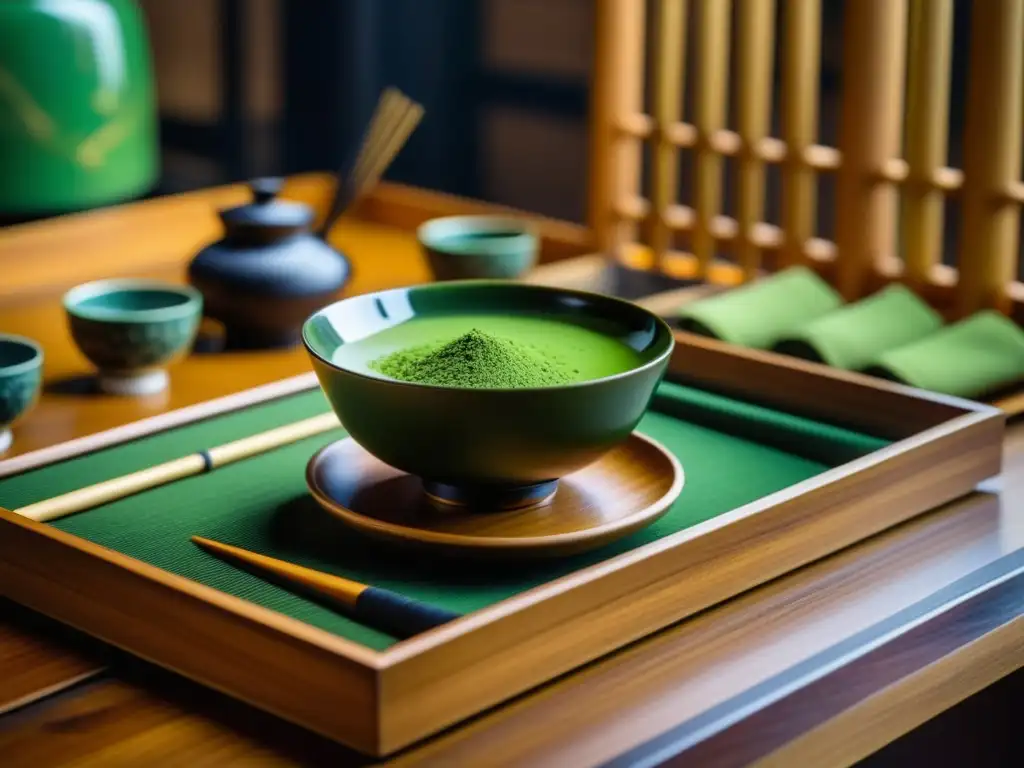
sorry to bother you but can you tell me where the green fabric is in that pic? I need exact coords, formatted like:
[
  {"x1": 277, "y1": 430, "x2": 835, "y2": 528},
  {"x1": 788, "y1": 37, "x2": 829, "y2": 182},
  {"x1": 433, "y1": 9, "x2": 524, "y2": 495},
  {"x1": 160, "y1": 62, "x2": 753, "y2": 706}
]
[
  {"x1": 865, "y1": 310, "x2": 1024, "y2": 398},
  {"x1": 0, "y1": 383, "x2": 889, "y2": 651},
  {"x1": 677, "y1": 266, "x2": 843, "y2": 348},
  {"x1": 653, "y1": 382, "x2": 889, "y2": 464},
  {"x1": 772, "y1": 284, "x2": 943, "y2": 371}
]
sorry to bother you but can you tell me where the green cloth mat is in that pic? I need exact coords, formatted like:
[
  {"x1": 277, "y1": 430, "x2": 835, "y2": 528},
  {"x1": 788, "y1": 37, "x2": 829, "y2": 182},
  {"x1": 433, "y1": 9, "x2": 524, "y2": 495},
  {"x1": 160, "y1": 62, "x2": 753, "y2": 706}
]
[
  {"x1": 0, "y1": 383, "x2": 889, "y2": 651},
  {"x1": 677, "y1": 266, "x2": 843, "y2": 348},
  {"x1": 865, "y1": 310, "x2": 1024, "y2": 398},
  {"x1": 771, "y1": 284, "x2": 944, "y2": 370}
]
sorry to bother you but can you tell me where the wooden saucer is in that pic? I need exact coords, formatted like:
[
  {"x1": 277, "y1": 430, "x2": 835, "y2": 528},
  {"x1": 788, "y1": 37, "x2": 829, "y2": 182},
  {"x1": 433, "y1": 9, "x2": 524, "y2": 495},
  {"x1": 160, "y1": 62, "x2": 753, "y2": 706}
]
[{"x1": 305, "y1": 434, "x2": 684, "y2": 558}]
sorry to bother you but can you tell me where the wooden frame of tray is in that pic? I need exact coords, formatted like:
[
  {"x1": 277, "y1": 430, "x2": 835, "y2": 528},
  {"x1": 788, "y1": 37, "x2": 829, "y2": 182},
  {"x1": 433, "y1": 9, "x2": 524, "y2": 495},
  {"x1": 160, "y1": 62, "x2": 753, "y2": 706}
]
[{"x1": 0, "y1": 335, "x2": 1005, "y2": 756}]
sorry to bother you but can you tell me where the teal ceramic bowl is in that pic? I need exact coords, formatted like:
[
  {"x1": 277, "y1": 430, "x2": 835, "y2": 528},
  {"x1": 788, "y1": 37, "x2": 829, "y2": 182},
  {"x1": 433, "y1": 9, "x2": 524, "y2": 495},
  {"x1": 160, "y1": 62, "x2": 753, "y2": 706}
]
[
  {"x1": 418, "y1": 215, "x2": 539, "y2": 281},
  {"x1": 303, "y1": 280, "x2": 674, "y2": 507},
  {"x1": 63, "y1": 279, "x2": 203, "y2": 396},
  {"x1": 0, "y1": 333, "x2": 43, "y2": 455}
]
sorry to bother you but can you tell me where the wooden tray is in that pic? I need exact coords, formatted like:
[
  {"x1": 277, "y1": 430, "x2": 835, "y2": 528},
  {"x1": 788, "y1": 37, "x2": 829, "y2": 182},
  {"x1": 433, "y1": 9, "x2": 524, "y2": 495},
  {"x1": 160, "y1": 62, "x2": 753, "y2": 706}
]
[{"x1": 0, "y1": 337, "x2": 1004, "y2": 757}]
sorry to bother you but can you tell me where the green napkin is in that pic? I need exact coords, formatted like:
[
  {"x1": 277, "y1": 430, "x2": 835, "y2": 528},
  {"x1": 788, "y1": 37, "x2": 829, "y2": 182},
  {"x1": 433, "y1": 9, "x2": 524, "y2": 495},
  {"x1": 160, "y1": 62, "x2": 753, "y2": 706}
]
[
  {"x1": 771, "y1": 284, "x2": 944, "y2": 370},
  {"x1": 677, "y1": 266, "x2": 843, "y2": 348},
  {"x1": 865, "y1": 310, "x2": 1024, "y2": 398}
]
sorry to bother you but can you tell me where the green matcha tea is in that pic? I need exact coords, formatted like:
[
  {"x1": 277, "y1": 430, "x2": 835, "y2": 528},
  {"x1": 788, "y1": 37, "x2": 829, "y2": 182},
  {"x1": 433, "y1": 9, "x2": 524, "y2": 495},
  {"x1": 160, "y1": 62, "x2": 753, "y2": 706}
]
[{"x1": 333, "y1": 314, "x2": 644, "y2": 388}]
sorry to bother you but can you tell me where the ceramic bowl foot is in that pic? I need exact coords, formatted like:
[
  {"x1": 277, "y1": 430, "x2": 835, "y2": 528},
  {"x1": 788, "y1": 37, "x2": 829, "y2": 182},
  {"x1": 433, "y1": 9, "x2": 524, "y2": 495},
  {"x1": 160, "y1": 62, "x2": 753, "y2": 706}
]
[
  {"x1": 423, "y1": 479, "x2": 559, "y2": 512},
  {"x1": 98, "y1": 369, "x2": 169, "y2": 396},
  {"x1": 0, "y1": 428, "x2": 11, "y2": 455}
]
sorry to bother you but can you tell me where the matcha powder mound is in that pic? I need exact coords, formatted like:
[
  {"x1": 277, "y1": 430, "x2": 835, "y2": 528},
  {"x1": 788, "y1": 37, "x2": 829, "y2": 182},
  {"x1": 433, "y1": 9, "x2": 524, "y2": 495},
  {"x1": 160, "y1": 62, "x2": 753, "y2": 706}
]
[{"x1": 371, "y1": 329, "x2": 574, "y2": 388}]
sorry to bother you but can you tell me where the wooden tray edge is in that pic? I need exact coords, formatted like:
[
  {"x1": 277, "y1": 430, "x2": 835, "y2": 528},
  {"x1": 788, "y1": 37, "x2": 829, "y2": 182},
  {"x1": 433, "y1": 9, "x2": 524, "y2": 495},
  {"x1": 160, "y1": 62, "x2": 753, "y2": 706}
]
[
  {"x1": 372, "y1": 409, "x2": 1004, "y2": 753},
  {"x1": 0, "y1": 508, "x2": 386, "y2": 753},
  {"x1": 0, "y1": 329, "x2": 1006, "y2": 757}
]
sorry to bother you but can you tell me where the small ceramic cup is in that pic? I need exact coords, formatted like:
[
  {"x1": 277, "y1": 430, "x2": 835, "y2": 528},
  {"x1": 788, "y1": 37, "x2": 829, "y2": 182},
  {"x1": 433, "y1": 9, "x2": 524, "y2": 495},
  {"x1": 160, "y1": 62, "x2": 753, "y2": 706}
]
[
  {"x1": 417, "y1": 215, "x2": 539, "y2": 281},
  {"x1": 63, "y1": 279, "x2": 203, "y2": 396},
  {"x1": 0, "y1": 333, "x2": 44, "y2": 454}
]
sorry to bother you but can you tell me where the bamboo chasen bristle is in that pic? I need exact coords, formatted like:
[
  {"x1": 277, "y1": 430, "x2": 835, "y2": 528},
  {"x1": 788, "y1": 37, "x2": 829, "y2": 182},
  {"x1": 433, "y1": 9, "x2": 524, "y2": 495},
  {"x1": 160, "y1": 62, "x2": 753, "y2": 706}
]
[{"x1": 320, "y1": 87, "x2": 424, "y2": 238}]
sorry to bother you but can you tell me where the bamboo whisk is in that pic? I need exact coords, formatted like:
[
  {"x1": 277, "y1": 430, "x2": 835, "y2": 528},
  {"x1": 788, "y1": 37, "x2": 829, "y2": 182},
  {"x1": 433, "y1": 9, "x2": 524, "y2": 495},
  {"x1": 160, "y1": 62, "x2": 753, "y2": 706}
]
[{"x1": 319, "y1": 87, "x2": 425, "y2": 238}]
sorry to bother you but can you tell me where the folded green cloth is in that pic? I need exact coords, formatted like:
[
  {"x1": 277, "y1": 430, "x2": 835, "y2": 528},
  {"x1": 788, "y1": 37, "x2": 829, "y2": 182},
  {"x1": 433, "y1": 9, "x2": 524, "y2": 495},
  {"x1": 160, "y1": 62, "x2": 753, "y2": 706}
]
[
  {"x1": 677, "y1": 266, "x2": 843, "y2": 348},
  {"x1": 865, "y1": 310, "x2": 1024, "y2": 398},
  {"x1": 772, "y1": 284, "x2": 944, "y2": 370}
]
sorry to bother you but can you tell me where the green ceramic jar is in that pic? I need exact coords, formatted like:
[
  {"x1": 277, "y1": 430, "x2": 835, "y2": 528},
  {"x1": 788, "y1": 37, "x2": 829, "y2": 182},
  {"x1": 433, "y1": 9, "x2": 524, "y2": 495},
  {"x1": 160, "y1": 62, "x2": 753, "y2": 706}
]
[
  {"x1": 0, "y1": 333, "x2": 44, "y2": 454},
  {"x1": 63, "y1": 279, "x2": 203, "y2": 396},
  {"x1": 0, "y1": 0, "x2": 158, "y2": 215}
]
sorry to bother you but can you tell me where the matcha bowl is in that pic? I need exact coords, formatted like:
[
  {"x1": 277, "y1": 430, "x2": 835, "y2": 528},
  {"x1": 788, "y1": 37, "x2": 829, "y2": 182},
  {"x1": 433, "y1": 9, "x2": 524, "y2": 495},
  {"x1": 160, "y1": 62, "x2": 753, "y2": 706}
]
[
  {"x1": 64, "y1": 279, "x2": 203, "y2": 396},
  {"x1": 0, "y1": 334, "x2": 43, "y2": 454},
  {"x1": 418, "y1": 215, "x2": 539, "y2": 281},
  {"x1": 303, "y1": 280, "x2": 674, "y2": 509}
]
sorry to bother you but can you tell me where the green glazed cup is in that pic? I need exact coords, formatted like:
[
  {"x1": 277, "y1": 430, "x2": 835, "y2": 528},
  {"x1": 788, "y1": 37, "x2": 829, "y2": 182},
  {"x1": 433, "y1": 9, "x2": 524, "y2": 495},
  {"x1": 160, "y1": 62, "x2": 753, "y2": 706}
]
[
  {"x1": 303, "y1": 281, "x2": 674, "y2": 506},
  {"x1": 63, "y1": 279, "x2": 203, "y2": 396},
  {"x1": 418, "y1": 215, "x2": 539, "y2": 281},
  {"x1": 0, "y1": 333, "x2": 44, "y2": 454}
]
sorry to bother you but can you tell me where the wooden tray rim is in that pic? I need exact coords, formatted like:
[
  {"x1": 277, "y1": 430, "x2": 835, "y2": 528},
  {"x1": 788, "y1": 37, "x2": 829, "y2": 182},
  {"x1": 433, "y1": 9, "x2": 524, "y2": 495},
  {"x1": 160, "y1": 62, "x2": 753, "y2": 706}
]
[{"x1": 0, "y1": 331, "x2": 1006, "y2": 755}]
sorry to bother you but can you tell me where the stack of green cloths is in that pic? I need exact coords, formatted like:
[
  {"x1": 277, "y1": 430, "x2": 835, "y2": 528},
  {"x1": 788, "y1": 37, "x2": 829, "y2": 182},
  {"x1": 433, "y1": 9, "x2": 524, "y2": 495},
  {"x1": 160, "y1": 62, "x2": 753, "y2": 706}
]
[{"x1": 677, "y1": 266, "x2": 1024, "y2": 400}]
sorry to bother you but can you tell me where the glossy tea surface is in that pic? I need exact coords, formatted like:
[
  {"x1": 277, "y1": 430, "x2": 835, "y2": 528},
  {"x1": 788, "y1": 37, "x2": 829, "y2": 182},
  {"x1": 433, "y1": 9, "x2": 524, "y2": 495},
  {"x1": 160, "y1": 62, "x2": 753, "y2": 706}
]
[{"x1": 334, "y1": 313, "x2": 644, "y2": 385}]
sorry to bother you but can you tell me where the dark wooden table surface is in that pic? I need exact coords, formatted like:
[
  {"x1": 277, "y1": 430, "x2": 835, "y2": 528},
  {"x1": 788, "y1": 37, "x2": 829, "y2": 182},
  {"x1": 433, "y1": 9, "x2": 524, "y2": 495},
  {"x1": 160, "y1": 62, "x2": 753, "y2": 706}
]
[{"x1": 1, "y1": 178, "x2": 1022, "y2": 767}]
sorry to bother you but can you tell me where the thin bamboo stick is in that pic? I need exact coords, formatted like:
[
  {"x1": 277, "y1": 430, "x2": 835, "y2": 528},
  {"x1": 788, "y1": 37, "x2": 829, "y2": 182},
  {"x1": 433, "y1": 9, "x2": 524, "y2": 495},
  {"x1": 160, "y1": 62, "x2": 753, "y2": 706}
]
[
  {"x1": 955, "y1": 0, "x2": 1024, "y2": 318},
  {"x1": 15, "y1": 413, "x2": 341, "y2": 523},
  {"x1": 645, "y1": 0, "x2": 688, "y2": 268},
  {"x1": 901, "y1": 0, "x2": 954, "y2": 290},
  {"x1": 779, "y1": 0, "x2": 821, "y2": 270},
  {"x1": 588, "y1": 0, "x2": 647, "y2": 257},
  {"x1": 692, "y1": 0, "x2": 732, "y2": 276},
  {"x1": 834, "y1": 0, "x2": 908, "y2": 301},
  {"x1": 735, "y1": 0, "x2": 777, "y2": 279}
]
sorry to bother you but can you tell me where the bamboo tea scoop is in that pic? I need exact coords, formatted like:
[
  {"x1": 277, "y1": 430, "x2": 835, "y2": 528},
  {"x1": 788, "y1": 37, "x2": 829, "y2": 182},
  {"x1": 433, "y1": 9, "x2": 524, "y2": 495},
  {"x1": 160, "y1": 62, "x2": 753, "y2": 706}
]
[
  {"x1": 192, "y1": 536, "x2": 461, "y2": 639},
  {"x1": 15, "y1": 412, "x2": 341, "y2": 523}
]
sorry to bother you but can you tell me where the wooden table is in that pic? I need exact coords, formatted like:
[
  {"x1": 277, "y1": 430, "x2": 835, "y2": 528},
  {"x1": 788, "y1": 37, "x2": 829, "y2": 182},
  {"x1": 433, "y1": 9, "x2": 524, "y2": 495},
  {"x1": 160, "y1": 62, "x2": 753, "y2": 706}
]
[{"x1": 1, "y1": 177, "x2": 1022, "y2": 767}]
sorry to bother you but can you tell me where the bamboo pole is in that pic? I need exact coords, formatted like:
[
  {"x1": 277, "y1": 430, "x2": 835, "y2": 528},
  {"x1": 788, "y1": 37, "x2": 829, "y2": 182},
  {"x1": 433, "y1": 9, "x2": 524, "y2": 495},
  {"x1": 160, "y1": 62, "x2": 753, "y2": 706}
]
[
  {"x1": 735, "y1": 0, "x2": 777, "y2": 279},
  {"x1": 901, "y1": 0, "x2": 953, "y2": 290},
  {"x1": 587, "y1": 0, "x2": 647, "y2": 258},
  {"x1": 779, "y1": 0, "x2": 821, "y2": 270},
  {"x1": 834, "y1": 0, "x2": 908, "y2": 301},
  {"x1": 955, "y1": 0, "x2": 1024, "y2": 318},
  {"x1": 645, "y1": 0, "x2": 688, "y2": 269},
  {"x1": 692, "y1": 0, "x2": 732, "y2": 276},
  {"x1": 15, "y1": 413, "x2": 340, "y2": 523}
]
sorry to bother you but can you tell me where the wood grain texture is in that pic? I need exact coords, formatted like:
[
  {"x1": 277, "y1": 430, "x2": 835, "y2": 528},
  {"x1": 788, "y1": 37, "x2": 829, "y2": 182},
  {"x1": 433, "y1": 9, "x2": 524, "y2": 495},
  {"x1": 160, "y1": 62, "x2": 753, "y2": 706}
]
[
  {"x1": 0, "y1": 672, "x2": 366, "y2": 768},
  {"x1": 0, "y1": 601, "x2": 103, "y2": 715}
]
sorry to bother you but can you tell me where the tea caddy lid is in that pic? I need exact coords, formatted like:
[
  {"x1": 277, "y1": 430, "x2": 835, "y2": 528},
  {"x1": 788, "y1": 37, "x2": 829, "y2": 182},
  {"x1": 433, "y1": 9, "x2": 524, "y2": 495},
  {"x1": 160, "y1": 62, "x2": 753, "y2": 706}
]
[{"x1": 218, "y1": 177, "x2": 314, "y2": 242}]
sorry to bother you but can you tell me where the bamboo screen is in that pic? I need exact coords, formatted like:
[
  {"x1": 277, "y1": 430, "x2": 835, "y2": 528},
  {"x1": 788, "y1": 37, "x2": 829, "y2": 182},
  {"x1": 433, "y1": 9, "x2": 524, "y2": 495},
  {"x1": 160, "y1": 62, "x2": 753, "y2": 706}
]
[{"x1": 587, "y1": 0, "x2": 1024, "y2": 322}]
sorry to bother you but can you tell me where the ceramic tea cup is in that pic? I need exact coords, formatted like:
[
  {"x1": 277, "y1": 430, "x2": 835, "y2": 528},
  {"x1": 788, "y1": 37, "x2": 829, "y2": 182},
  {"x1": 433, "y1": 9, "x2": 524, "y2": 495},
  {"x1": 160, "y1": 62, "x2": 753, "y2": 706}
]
[
  {"x1": 64, "y1": 279, "x2": 203, "y2": 396},
  {"x1": 303, "y1": 280, "x2": 674, "y2": 509},
  {"x1": 417, "y1": 215, "x2": 539, "y2": 281},
  {"x1": 0, "y1": 333, "x2": 44, "y2": 454}
]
